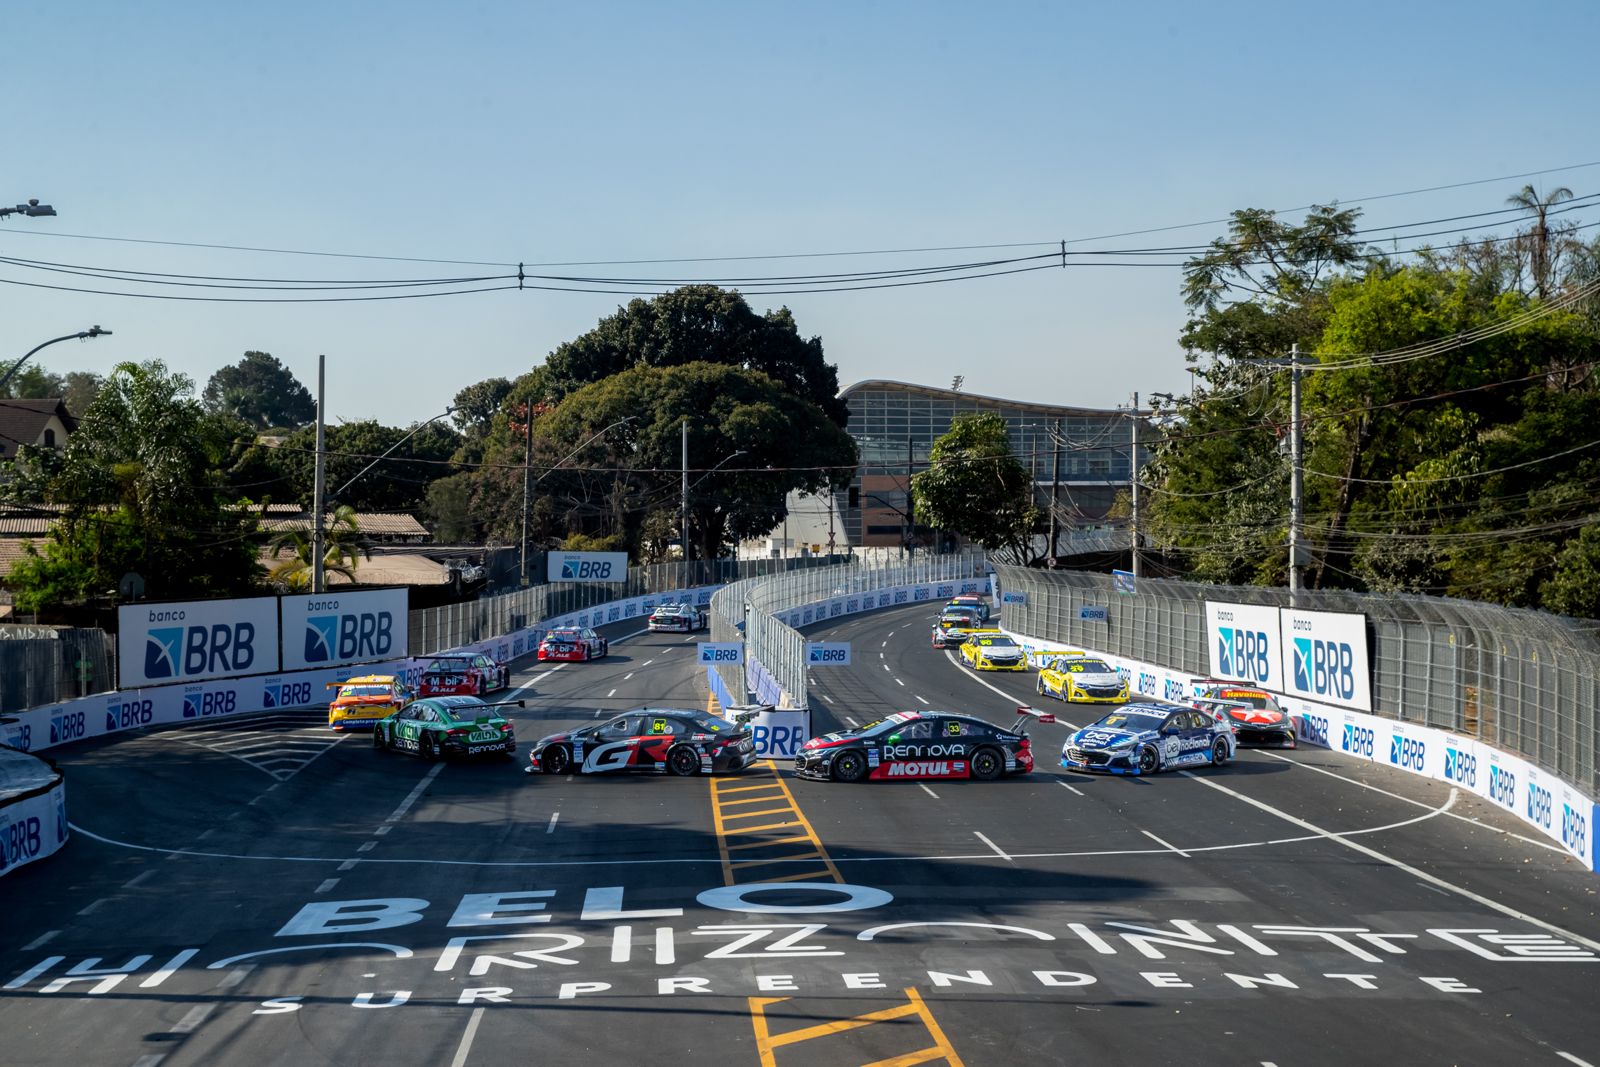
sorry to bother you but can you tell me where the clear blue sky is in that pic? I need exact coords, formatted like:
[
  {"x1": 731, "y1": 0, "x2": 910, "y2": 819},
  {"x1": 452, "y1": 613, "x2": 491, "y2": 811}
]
[{"x1": 5, "y1": 0, "x2": 1598, "y2": 424}]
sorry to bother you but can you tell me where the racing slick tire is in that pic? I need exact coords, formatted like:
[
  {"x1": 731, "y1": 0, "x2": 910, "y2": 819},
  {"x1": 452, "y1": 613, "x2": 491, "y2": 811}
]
[
  {"x1": 1211, "y1": 736, "x2": 1231, "y2": 767},
  {"x1": 599, "y1": 640, "x2": 609, "y2": 659},
  {"x1": 970, "y1": 747, "x2": 1004, "y2": 781},
  {"x1": 1036, "y1": 676, "x2": 1047, "y2": 696},
  {"x1": 372, "y1": 727, "x2": 387, "y2": 752},
  {"x1": 421, "y1": 733, "x2": 440, "y2": 761},
  {"x1": 831, "y1": 750, "x2": 868, "y2": 783},
  {"x1": 1136, "y1": 745, "x2": 1160, "y2": 775},
  {"x1": 666, "y1": 744, "x2": 700, "y2": 777},
  {"x1": 542, "y1": 746, "x2": 572, "y2": 775}
]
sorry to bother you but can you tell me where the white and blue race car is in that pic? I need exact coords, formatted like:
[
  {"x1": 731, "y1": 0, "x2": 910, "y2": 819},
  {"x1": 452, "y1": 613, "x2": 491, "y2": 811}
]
[{"x1": 1061, "y1": 702, "x2": 1235, "y2": 775}]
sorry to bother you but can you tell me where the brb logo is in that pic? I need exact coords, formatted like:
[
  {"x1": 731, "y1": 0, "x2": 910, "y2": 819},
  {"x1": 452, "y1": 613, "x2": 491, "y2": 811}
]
[
  {"x1": 1488, "y1": 764, "x2": 1517, "y2": 808},
  {"x1": 1297, "y1": 712, "x2": 1330, "y2": 747},
  {"x1": 1443, "y1": 746, "x2": 1477, "y2": 787},
  {"x1": 1561, "y1": 804, "x2": 1588, "y2": 856},
  {"x1": 105, "y1": 697, "x2": 154, "y2": 732},
  {"x1": 263, "y1": 682, "x2": 314, "y2": 708},
  {"x1": 1217, "y1": 626, "x2": 1272, "y2": 683},
  {"x1": 1342, "y1": 723, "x2": 1374, "y2": 757},
  {"x1": 143, "y1": 610, "x2": 258, "y2": 680},
  {"x1": 49, "y1": 709, "x2": 86, "y2": 745},
  {"x1": 561, "y1": 559, "x2": 614, "y2": 580},
  {"x1": 1292, "y1": 636, "x2": 1356, "y2": 700},
  {"x1": 1526, "y1": 781, "x2": 1554, "y2": 829},
  {"x1": 182, "y1": 689, "x2": 236, "y2": 718},
  {"x1": 304, "y1": 599, "x2": 395, "y2": 664},
  {"x1": 1390, "y1": 733, "x2": 1426, "y2": 771},
  {"x1": 751, "y1": 724, "x2": 804, "y2": 757}
]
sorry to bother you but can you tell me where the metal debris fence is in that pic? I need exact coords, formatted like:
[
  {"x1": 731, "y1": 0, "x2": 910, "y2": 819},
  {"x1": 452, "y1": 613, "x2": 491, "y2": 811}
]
[{"x1": 993, "y1": 565, "x2": 1600, "y2": 796}]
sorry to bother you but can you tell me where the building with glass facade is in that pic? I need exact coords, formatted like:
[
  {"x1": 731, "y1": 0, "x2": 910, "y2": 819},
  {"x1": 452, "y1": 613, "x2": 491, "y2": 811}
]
[{"x1": 837, "y1": 379, "x2": 1150, "y2": 551}]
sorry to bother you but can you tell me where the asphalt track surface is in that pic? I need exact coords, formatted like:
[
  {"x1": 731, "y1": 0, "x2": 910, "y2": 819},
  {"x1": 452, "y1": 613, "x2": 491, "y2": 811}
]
[{"x1": 3, "y1": 602, "x2": 1599, "y2": 1067}]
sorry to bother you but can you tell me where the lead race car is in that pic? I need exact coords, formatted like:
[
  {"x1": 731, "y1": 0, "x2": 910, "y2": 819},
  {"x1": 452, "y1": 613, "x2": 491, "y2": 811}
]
[
  {"x1": 794, "y1": 707, "x2": 1054, "y2": 783},
  {"x1": 1061, "y1": 703, "x2": 1235, "y2": 775},
  {"x1": 525, "y1": 708, "x2": 756, "y2": 777},
  {"x1": 647, "y1": 602, "x2": 708, "y2": 633},
  {"x1": 537, "y1": 626, "x2": 609, "y2": 662}
]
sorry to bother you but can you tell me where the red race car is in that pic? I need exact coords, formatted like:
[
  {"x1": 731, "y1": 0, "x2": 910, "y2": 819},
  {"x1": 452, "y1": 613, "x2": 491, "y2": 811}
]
[
  {"x1": 537, "y1": 627, "x2": 609, "y2": 662},
  {"x1": 416, "y1": 653, "x2": 511, "y2": 697}
]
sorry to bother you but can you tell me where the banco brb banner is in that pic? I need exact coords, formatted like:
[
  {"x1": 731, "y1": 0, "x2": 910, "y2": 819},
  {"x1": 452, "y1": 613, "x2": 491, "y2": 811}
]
[
  {"x1": 117, "y1": 597, "x2": 281, "y2": 688},
  {"x1": 280, "y1": 588, "x2": 409, "y2": 671}
]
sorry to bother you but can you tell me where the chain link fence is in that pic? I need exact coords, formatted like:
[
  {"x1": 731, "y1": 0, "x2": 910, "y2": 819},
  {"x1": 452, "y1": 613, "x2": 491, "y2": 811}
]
[
  {"x1": 709, "y1": 549, "x2": 989, "y2": 709},
  {"x1": 993, "y1": 565, "x2": 1600, "y2": 795},
  {"x1": 0, "y1": 627, "x2": 117, "y2": 714}
]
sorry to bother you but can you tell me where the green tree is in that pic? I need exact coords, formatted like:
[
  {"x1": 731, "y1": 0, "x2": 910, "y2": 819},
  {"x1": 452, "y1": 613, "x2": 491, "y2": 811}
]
[
  {"x1": 911, "y1": 413, "x2": 1037, "y2": 558},
  {"x1": 8, "y1": 360, "x2": 262, "y2": 613},
  {"x1": 1506, "y1": 184, "x2": 1574, "y2": 299},
  {"x1": 253, "y1": 419, "x2": 461, "y2": 513},
  {"x1": 202, "y1": 351, "x2": 316, "y2": 429},
  {"x1": 266, "y1": 504, "x2": 369, "y2": 590},
  {"x1": 0, "y1": 365, "x2": 64, "y2": 400}
]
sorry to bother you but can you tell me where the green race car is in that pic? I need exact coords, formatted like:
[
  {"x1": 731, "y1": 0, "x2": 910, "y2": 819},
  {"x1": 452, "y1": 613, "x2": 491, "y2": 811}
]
[{"x1": 371, "y1": 695, "x2": 523, "y2": 760}]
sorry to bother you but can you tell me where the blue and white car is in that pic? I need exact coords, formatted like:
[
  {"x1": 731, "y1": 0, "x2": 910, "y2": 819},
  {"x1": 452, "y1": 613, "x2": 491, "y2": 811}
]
[{"x1": 1061, "y1": 703, "x2": 1235, "y2": 775}]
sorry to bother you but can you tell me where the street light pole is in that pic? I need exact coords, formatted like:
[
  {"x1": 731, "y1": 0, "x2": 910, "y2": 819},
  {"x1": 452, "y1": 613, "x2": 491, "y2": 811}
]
[
  {"x1": 0, "y1": 326, "x2": 111, "y2": 396},
  {"x1": 1288, "y1": 343, "x2": 1305, "y2": 604},
  {"x1": 311, "y1": 355, "x2": 327, "y2": 594},
  {"x1": 0, "y1": 198, "x2": 55, "y2": 221}
]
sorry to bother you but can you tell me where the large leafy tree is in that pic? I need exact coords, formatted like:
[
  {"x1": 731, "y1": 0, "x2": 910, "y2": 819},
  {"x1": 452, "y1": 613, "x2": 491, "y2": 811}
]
[
  {"x1": 266, "y1": 504, "x2": 370, "y2": 590},
  {"x1": 9, "y1": 360, "x2": 263, "y2": 613},
  {"x1": 202, "y1": 351, "x2": 316, "y2": 430},
  {"x1": 911, "y1": 412, "x2": 1037, "y2": 558},
  {"x1": 542, "y1": 285, "x2": 848, "y2": 425},
  {"x1": 248, "y1": 419, "x2": 462, "y2": 513}
]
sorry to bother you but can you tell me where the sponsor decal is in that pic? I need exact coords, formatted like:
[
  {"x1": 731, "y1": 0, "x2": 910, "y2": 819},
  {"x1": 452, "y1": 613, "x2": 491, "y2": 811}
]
[
  {"x1": 1443, "y1": 746, "x2": 1477, "y2": 787},
  {"x1": 1297, "y1": 713, "x2": 1330, "y2": 747},
  {"x1": 105, "y1": 697, "x2": 154, "y2": 732},
  {"x1": 48, "y1": 709, "x2": 85, "y2": 746},
  {"x1": 1389, "y1": 732, "x2": 1426, "y2": 771},
  {"x1": 1342, "y1": 723, "x2": 1374, "y2": 758},
  {"x1": 1487, "y1": 763, "x2": 1517, "y2": 809},
  {"x1": 182, "y1": 688, "x2": 237, "y2": 719},
  {"x1": 882, "y1": 761, "x2": 967, "y2": 778}
]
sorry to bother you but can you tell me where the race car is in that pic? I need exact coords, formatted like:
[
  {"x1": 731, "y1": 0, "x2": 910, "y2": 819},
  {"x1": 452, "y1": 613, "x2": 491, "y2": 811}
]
[
  {"x1": 372, "y1": 696, "x2": 522, "y2": 759},
  {"x1": 957, "y1": 630, "x2": 1028, "y2": 671},
  {"x1": 1061, "y1": 703, "x2": 1235, "y2": 775},
  {"x1": 1036, "y1": 655, "x2": 1129, "y2": 704},
  {"x1": 525, "y1": 709, "x2": 756, "y2": 776},
  {"x1": 648, "y1": 603, "x2": 708, "y2": 633},
  {"x1": 945, "y1": 594, "x2": 990, "y2": 622},
  {"x1": 326, "y1": 674, "x2": 413, "y2": 730},
  {"x1": 930, "y1": 606, "x2": 984, "y2": 648},
  {"x1": 1191, "y1": 683, "x2": 1296, "y2": 747},
  {"x1": 417, "y1": 653, "x2": 511, "y2": 697},
  {"x1": 794, "y1": 707, "x2": 1054, "y2": 783},
  {"x1": 537, "y1": 626, "x2": 609, "y2": 662}
]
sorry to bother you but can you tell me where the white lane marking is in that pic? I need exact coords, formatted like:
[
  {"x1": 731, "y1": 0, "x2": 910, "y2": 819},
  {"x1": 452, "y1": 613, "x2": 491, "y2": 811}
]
[
  {"x1": 374, "y1": 825, "x2": 392, "y2": 836},
  {"x1": 196, "y1": 829, "x2": 215, "y2": 841},
  {"x1": 974, "y1": 831, "x2": 1012, "y2": 862},
  {"x1": 507, "y1": 662, "x2": 568, "y2": 698},
  {"x1": 450, "y1": 1006, "x2": 487, "y2": 1067},
  {"x1": 1182, "y1": 773, "x2": 1600, "y2": 953},
  {"x1": 1058, "y1": 781, "x2": 1085, "y2": 796},
  {"x1": 315, "y1": 878, "x2": 340, "y2": 894},
  {"x1": 1260, "y1": 751, "x2": 1566, "y2": 853},
  {"x1": 131, "y1": 1055, "x2": 167, "y2": 1067},
  {"x1": 66, "y1": 794, "x2": 1458, "y2": 869},
  {"x1": 882, "y1": 663, "x2": 891, "y2": 672},
  {"x1": 123, "y1": 870, "x2": 155, "y2": 889},
  {"x1": 887, "y1": 631, "x2": 895, "y2": 638},
  {"x1": 643, "y1": 659, "x2": 654, "y2": 667},
  {"x1": 918, "y1": 783, "x2": 940, "y2": 800},
  {"x1": 172, "y1": 1004, "x2": 215, "y2": 1034},
  {"x1": 914, "y1": 695, "x2": 930, "y2": 705},
  {"x1": 216, "y1": 965, "x2": 254, "y2": 990},
  {"x1": 820, "y1": 694, "x2": 833, "y2": 703},
  {"x1": 607, "y1": 689, "x2": 617, "y2": 698},
  {"x1": 1142, "y1": 830, "x2": 1191, "y2": 859},
  {"x1": 357, "y1": 841, "x2": 377, "y2": 853},
  {"x1": 881, "y1": 641, "x2": 887, "y2": 648},
  {"x1": 138, "y1": 950, "x2": 199, "y2": 988},
  {"x1": 1557, "y1": 1053, "x2": 1597, "y2": 1067},
  {"x1": 844, "y1": 717, "x2": 860, "y2": 727},
  {"x1": 895, "y1": 678, "x2": 905, "y2": 686},
  {"x1": 77, "y1": 899, "x2": 106, "y2": 917},
  {"x1": 547, "y1": 812, "x2": 560, "y2": 834},
  {"x1": 385, "y1": 762, "x2": 446, "y2": 823},
  {"x1": 624, "y1": 673, "x2": 634, "y2": 681},
  {"x1": 21, "y1": 931, "x2": 58, "y2": 952}
]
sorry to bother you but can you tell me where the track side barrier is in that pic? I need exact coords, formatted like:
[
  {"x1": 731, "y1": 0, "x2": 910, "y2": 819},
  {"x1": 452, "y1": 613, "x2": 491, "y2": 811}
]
[
  {"x1": 1002, "y1": 628, "x2": 1599, "y2": 874},
  {"x1": 0, "y1": 747, "x2": 67, "y2": 878}
]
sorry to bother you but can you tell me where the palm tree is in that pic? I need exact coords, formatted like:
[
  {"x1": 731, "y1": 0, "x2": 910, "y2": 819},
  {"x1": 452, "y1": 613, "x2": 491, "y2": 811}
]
[
  {"x1": 1506, "y1": 183, "x2": 1574, "y2": 299},
  {"x1": 268, "y1": 504, "x2": 369, "y2": 590}
]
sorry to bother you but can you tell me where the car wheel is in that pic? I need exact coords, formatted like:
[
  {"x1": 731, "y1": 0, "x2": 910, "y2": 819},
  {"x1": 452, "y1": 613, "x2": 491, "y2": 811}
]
[
  {"x1": 831, "y1": 750, "x2": 868, "y2": 783},
  {"x1": 542, "y1": 746, "x2": 572, "y2": 775},
  {"x1": 1211, "y1": 736, "x2": 1231, "y2": 766},
  {"x1": 666, "y1": 745, "x2": 701, "y2": 777},
  {"x1": 372, "y1": 727, "x2": 387, "y2": 752},
  {"x1": 1136, "y1": 745, "x2": 1160, "y2": 774},
  {"x1": 1036, "y1": 676, "x2": 1046, "y2": 695},
  {"x1": 971, "y1": 747, "x2": 1004, "y2": 781},
  {"x1": 419, "y1": 733, "x2": 437, "y2": 760}
]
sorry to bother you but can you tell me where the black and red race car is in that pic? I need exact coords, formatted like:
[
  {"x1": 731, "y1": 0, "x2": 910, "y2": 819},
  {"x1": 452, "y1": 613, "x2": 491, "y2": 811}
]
[
  {"x1": 525, "y1": 709, "x2": 756, "y2": 777},
  {"x1": 1191, "y1": 682, "x2": 1296, "y2": 747},
  {"x1": 794, "y1": 708, "x2": 1053, "y2": 783},
  {"x1": 537, "y1": 627, "x2": 609, "y2": 662},
  {"x1": 416, "y1": 653, "x2": 511, "y2": 697}
]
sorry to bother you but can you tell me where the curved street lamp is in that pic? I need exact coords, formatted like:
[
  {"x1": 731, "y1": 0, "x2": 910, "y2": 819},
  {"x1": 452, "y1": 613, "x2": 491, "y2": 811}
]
[{"x1": 0, "y1": 326, "x2": 111, "y2": 396}]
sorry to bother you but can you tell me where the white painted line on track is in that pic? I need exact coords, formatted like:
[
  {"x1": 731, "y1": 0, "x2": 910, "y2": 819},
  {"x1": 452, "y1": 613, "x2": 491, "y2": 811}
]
[
  {"x1": 171, "y1": 1004, "x2": 215, "y2": 1034},
  {"x1": 315, "y1": 878, "x2": 340, "y2": 894},
  {"x1": 881, "y1": 641, "x2": 887, "y2": 648},
  {"x1": 131, "y1": 1055, "x2": 167, "y2": 1067},
  {"x1": 507, "y1": 662, "x2": 566, "y2": 698},
  {"x1": 1182, "y1": 773, "x2": 1600, "y2": 953},
  {"x1": 643, "y1": 659, "x2": 654, "y2": 667},
  {"x1": 357, "y1": 841, "x2": 377, "y2": 853},
  {"x1": 844, "y1": 717, "x2": 860, "y2": 727},
  {"x1": 895, "y1": 678, "x2": 905, "y2": 686},
  {"x1": 547, "y1": 812, "x2": 560, "y2": 834},
  {"x1": 138, "y1": 950, "x2": 198, "y2": 988},
  {"x1": 385, "y1": 762, "x2": 446, "y2": 823},
  {"x1": 607, "y1": 688, "x2": 617, "y2": 698},
  {"x1": 1058, "y1": 781, "x2": 1084, "y2": 796},
  {"x1": 1142, "y1": 830, "x2": 1191, "y2": 859},
  {"x1": 337, "y1": 859, "x2": 358, "y2": 872},
  {"x1": 77, "y1": 898, "x2": 106, "y2": 917},
  {"x1": 450, "y1": 1006, "x2": 487, "y2": 1067},
  {"x1": 21, "y1": 931, "x2": 58, "y2": 952},
  {"x1": 918, "y1": 783, "x2": 940, "y2": 800},
  {"x1": 914, "y1": 695, "x2": 929, "y2": 705},
  {"x1": 820, "y1": 694, "x2": 833, "y2": 703},
  {"x1": 882, "y1": 663, "x2": 891, "y2": 672},
  {"x1": 123, "y1": 870, "x2": 155, "y2": 889},
  {"x1": 374, "y1": 825, "x2": 392, "y2": 836},
  {"x1": 1260, "y1": 751, "x2": 1567, "y2": 853},
  {"x1": 216, "y1": 965, "x2": 254, "y2": 990},
  {"x1": 974, "y1": 831, "x2": 1012, "y2": 862},
  {"x1": 944, "y1": 649, "x2": 1081, "y2": 728},
  {"x1": 624, "y1": 672, "x2": 634, "y2": 681},
  {"x1": 1557, "y1": 1053, "x2": 1597, "y2": 1067}
]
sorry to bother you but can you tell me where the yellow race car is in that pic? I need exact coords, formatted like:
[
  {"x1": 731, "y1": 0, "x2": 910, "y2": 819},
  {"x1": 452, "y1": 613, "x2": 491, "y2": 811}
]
[
  {"x1": 1036, "y1": 655, "x2": 1129, "y2": 704},
  {"x1": 328, "y1": 674, "x2": 414, "y2": 731},
  {"x1": 957, "y1": 631, "x2": 1028, "y2": 671}
]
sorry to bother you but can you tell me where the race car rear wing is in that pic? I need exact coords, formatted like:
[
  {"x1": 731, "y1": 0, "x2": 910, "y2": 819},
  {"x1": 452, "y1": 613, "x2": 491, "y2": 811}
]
[
  {"x1": 725, "y1": 703, "x2": 775, "y2": 726},
  {"x1": 466, "y1": 699, "x2": 526, "y2": 717},
  {"x1": 1012, "y1": 705, "x2": 1057, "y2": 732}
]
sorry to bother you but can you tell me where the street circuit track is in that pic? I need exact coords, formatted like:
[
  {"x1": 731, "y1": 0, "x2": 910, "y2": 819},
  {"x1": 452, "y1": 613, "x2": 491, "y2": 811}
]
[{"x1": 3, "y1": 603, "x2": 1599, "y2": 1067}]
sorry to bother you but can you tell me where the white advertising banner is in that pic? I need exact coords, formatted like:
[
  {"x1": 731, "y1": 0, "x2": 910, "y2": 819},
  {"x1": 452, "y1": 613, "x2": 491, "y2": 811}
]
[
  {"x1": 1278, "y1": 607, "x2": 1373, "y2": 712},
  {"x1": 280, "y1": 589, "x2": 409, "y2": 671},
  {"x1": 1203, "y1": 601, "x2": 1284, "y2": 690},
  {"x1": 547, "y1": 551, "x2": 629, "y2": 583},
  {"x1": 116, "y1": 597, "x2": 281, "y2": 688},
  {"x1": 0, "y1": 781, "x2": 69, "y2": 878}
]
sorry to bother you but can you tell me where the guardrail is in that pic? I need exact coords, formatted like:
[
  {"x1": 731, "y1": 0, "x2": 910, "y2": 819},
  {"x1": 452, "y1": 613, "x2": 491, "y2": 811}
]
[{"x1": 0, "y1": 747, "x2": 67, "y2": 878}]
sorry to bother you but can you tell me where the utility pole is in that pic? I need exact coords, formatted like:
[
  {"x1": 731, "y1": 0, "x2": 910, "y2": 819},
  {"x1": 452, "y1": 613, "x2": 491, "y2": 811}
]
[
  {"x1": 1129, "y1": 391, "x2": 1141, "y2": 579},
  {"x1": 1048, "y1": 419, "x2": 1061, "y2": 563},
  {"x1": 903, "y1": 437, "x2": 914, "y2": 559},
  {"x1": 1288, "y1": 343, "x2": 1305, "y2": 604},
  {"x1": 519, "y1": 410, "x2": 533, "y2": 587},
  {"x1": 311, "y1": 354, "x2": 327, "y2": 594},
  {"x1": 681, "y1": 419, "x2": 690, "y2": 587}
]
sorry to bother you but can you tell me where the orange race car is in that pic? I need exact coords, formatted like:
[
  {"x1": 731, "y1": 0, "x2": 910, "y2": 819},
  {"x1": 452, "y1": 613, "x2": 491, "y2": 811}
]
[{"x1": 327, "y1": 674, "x2": 414, "y2": 731}]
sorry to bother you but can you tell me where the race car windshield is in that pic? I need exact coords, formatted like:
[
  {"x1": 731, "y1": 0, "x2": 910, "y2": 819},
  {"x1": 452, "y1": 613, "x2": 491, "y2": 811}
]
[
  {"x1": 977, "y1": 637, "x2": 1018, "y2": 648},
  {"x1": 338, "y1": 685, "x2": 394, "y2": 698},
  {"x1": 1219, "y1": 691, "x2": 1274, "y2": 708},
  {"x1": 1061, "y1": 659, "x2": 1113, "y2": 673},
  {"x1": 1092, "y1": 711, "x2": 1168, "y2": 732}
]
